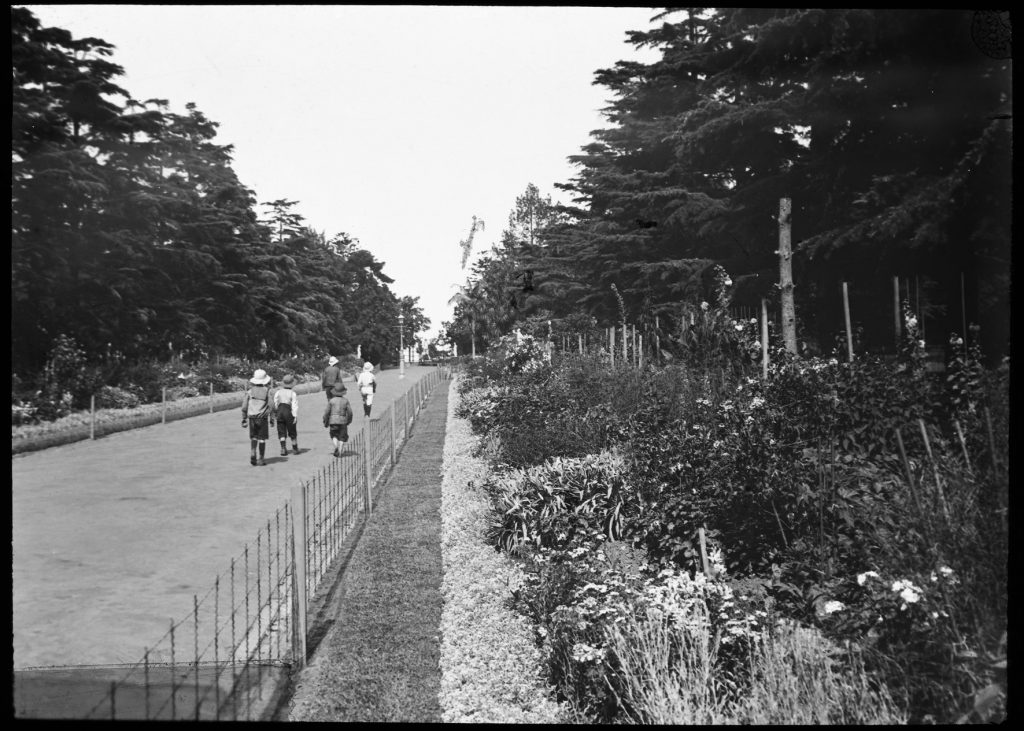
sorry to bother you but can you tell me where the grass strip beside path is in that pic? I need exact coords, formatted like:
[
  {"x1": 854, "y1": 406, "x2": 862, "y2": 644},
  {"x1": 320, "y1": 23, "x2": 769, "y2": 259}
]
[{"x1": 286, "y1": 381, "x2": 448, "y2": 722}]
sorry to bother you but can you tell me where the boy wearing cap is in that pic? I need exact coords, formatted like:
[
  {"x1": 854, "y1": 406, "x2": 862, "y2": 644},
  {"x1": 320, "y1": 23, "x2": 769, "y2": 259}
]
[
  {"x1": 322, "y1": 382, "x2": 354, "y2": 457},
  {"x1": 242, "y1": 369, "x2": 276, "y2": 466},
  {"x1": 274, "y1": 373, "x2": 300, "y2": 456},
  {"x1": 321, "y1": 355, "x2": 344, "y2": 401}
]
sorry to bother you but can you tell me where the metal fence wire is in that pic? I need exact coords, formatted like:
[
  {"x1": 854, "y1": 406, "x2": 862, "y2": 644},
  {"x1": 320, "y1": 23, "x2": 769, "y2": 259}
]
[{"x1": 64, "y1": 367, "x2": 445, "y2": 720}]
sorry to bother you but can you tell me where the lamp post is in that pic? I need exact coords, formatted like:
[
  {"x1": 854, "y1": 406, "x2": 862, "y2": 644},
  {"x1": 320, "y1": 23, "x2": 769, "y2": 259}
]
[{"x1": 398, "y1": 312, "x2": 405, "y2": 379}]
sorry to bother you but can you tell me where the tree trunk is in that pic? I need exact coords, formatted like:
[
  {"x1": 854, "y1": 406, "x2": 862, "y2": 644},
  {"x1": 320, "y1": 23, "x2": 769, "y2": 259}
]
[{"x1": 778, "y1": 197, "x2": 797, "y2": 354}]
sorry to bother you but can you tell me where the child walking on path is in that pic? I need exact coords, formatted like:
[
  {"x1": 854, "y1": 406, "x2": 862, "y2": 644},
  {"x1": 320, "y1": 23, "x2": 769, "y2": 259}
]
[
  {"x1": 322, "y1": 355, "x2": 344, "y2": 401},
  {"x1": 356, "y1": 361, "x2": 377, "y2": 418},
  {"x1": 274, "y1": 373, "x2": 300, "y2": 456},
  {"x1": 323, "y1": 382, "x2": 354, "y2": 457},
  {"x1": 242, "y1": 369, "x2": 276, "y2": 466}
]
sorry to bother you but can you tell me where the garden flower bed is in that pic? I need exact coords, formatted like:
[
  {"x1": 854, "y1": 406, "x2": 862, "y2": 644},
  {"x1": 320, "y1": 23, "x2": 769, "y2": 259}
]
[{"x1": 449, "y1": 328, "x2": 1007, "y2": 724}]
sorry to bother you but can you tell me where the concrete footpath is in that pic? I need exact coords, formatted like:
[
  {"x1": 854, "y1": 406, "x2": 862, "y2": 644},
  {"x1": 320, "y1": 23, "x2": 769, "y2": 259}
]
[
  {"x1": 11, "y1": 366, "x2": 438, "y2": 671},
  {"x1": 286, "y1": 379, "x2": 448, "y2": 722}
]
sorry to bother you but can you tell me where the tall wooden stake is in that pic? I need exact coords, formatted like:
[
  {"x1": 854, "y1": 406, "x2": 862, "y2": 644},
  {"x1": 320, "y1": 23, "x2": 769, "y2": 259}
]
[
  {"x1": 842, "y1": 282, "x2": 854, "y2": 362},
  {"x1": 918, "y1": 419, "x2": 951, "y2": 524},
  {"x1": 960, "y1": 272, "x2": 968, "y2": 341},
  {"x1": 698, "y1": 526, "x2": 710, "y2": 576},
  {"x1": 655, "y1": 316, "x2": 660, "y2": 362},
  {"x1": 761, "y1": 298, "x2": 769, "y2": 380},
  {"x1": 953, "y1": 419, "x2": 973, "y2": 474},
  {"x1": 916, "y1": 274, "x2": 923, "y2": 343},
  {"x1": 609, "y1": 326, "x2": 615, "y2": 367},
  {"x1": 893, "y1": 275, "x2": 902, "y2": 346},
  {"x1": 778, "y1": 197, "x2": 797, "y2": 354}
]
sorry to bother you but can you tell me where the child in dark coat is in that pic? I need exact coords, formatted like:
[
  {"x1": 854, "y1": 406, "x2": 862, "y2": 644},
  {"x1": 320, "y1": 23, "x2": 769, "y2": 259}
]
[{"x1": 322, "y1": 382, "x2": 354, "y2": 457}]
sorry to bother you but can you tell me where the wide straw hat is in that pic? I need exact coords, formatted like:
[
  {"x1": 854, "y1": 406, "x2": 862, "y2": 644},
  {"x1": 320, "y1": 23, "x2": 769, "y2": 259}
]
[
  {"x1": 282, "y1": 374, "x2": 295, "y2": 386},
  {"x1": 250, "y1": 369, "x2": 272, "y2": 385},
  {"x1": 328, "y1": 356, "x2": 339, "y2": 366},
  {"x1": 363, "y1": 362, "x2": 374, "y2": 371}
]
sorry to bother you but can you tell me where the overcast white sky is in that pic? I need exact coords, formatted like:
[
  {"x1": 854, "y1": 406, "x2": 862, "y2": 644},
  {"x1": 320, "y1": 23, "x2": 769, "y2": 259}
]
[{"x1": 23, "y1": 4, "x2": 662, "y2": 340}]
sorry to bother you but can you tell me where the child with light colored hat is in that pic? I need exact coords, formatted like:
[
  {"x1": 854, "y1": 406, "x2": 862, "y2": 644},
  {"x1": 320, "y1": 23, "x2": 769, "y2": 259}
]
[
  {"x1": 274, "y1": 373, "x2": 300, "y2": 456},
  {"x1": 241, "y1": 369, "x2": 275, "y2": 466},
  {"x1": 356, "y1": 361, "x2": 377, "y2": 418},
  {"x1": 321, "y1": 355, "x2": 344, "y2": 401}
]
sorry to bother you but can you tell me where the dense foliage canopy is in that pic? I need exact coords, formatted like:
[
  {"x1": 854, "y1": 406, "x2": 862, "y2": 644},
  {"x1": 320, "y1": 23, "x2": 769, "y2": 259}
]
[
  {"x1": 12, "y1": 7, "x2": 427, "y2": 381},
  {"x1": 446, "y1": 9, "x2": 1010, "y2": 361}
]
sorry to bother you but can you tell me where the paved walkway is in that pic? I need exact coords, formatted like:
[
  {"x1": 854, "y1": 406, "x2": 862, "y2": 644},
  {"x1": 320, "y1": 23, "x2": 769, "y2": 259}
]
[
  {"x1": 286, "y1": 380, "x2": 448, "y2": 722},
  {"x1": 11, "y1": 366, "x2": 438, "y2": 670}
]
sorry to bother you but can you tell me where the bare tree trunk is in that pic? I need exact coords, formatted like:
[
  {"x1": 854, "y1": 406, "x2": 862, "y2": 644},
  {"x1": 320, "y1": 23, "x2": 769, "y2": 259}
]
[{"x1": 778, "y1": 197, "x2": 797, "y2": 354}]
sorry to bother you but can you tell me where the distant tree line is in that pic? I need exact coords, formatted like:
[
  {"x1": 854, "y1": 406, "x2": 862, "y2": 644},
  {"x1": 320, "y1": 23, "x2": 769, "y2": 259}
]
[
  {"x1": 444, "y1": 9, "x2": 1010, "y2": 362},
  {"x1": 11, "y1": 6, "x2": 429, "y2": 383}
]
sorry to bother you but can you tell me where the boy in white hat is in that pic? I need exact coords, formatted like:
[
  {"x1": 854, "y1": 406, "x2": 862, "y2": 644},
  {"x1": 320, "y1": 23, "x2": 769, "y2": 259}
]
[
  {"x1": 321, "y1": 355, "x2": 344, "y2": 401},
  {"x1": 241, "y1": 368, "x2": 275, "y2": 466},
  {"x1": 274, "y1": 373, "x2": 300, "y2": 456},
  {"x1": 356, "y1": 361, "x2": 377, "y2": 418}
]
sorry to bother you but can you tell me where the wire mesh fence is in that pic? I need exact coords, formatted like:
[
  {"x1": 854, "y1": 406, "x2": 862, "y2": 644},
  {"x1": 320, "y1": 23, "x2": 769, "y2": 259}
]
[{"x1": 23, "y1": 367, "x2": 447, "y2": 720}]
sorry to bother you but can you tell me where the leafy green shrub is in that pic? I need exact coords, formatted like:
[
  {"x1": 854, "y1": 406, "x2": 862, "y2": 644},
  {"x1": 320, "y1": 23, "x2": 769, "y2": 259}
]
[
  {"x1": 94, "y1": 385, "x2": 142, "y2": 409},
  {"x1": 485, "y1": 450, "x2": 633, "y2": 552},
  {"x1": 36, "y1": 334, "x2": 93, "y2": 416}
]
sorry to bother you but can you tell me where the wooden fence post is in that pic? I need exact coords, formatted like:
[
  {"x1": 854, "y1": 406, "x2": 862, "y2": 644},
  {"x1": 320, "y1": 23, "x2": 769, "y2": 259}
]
[
  {"x1": 161, "y1": 387, "x2": 167, "y2": 424},
  {"x1": 362, "y1": 433, "x2": 373, "y2": 515},
  {"x1": 961, "y1": 272, "x2": 968, "y2": 342},
  {"x1": 609, "y1": 326, "x2": 615, "y2": 367},
  {"x1": 698, "y1": 526, "x2": 710, "y2": 576},
  {"x1": 90, "y1": 394, "x2": 96, "y2": 440},
  {"x1": 390, "y1": 404, "x2": 396, "y2": 467},
  {"x1": 655, "y1": 315, "x2": 660, "y2": 362},
  {"x1": 209, "y1": 382, "x2": 214, "y2": 414},
  {"x1": 778, "y1": 197, "x2": 797, "y2": 354},
  {"x1": 842, "y1": 282, "x2": 854, "y2": 362},
  {"x1": 622, "y1": 321, "x2": 628, "y2": 365},
  {"x1": 290, "y1": 481, "x2": 307, "y2": 667},
  {"x1": 761, "y1": 299, "x2": 770, "y2": 380},
  {"x1": 893, "y1": 275, "x2": 902, "y2": 346},
  {"x1": 638, "y1": 335, "x2": 643, "y2": 369}
]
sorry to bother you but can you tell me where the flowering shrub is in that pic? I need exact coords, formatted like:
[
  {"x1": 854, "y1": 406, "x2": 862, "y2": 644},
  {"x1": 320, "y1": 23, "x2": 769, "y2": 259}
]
[
  {"x1": 812, "y1": 564, "x2": 1005, "y2": 722},
  {"x1": 512, "y1": 537, "x2": 795, "y2": 722}
]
